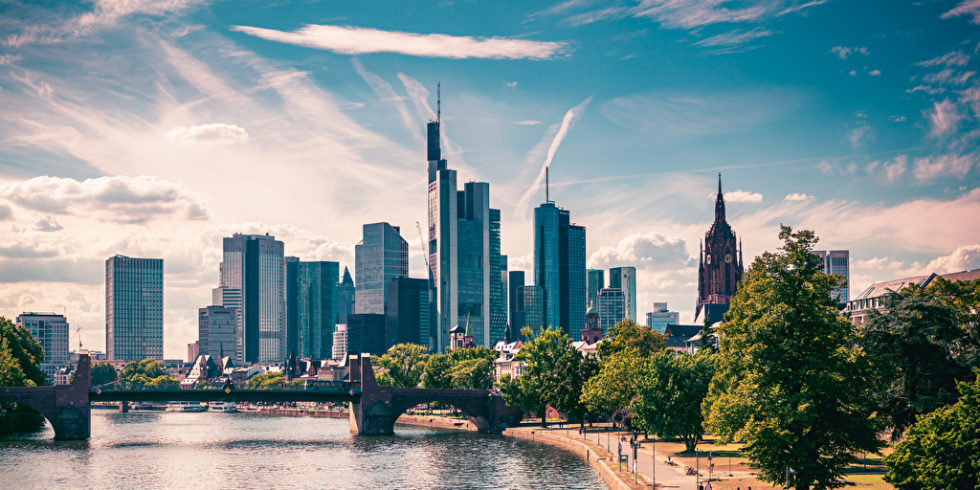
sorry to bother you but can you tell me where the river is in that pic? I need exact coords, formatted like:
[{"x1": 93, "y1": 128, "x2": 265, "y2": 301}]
[{"x1": 0, "y1": 409, "x2": 604, "y2": 489}]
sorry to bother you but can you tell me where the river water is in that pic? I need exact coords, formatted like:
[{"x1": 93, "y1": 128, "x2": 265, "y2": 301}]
[{"x1": 0, "y1": 409, "x2": 604, "y2": 489}]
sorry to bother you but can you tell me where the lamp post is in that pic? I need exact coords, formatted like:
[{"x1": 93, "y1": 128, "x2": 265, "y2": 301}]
[{"x1": 652, "y1": 436, "x2": 656, "y2": 489}]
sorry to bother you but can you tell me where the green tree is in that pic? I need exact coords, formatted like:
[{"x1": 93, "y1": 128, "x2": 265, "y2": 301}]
[
  {"x1": 508, "y1": 326, "x2": 589, "y2": 426},
  {"x1": 449, "y1": 358, "x2": 492, "y2": 389},
  {"x1": 70, "y1": 361, "x2": 118, "y2": 386},
  {"x1": 374, "y1": 343, "x2": 430, "y2": 388},
  {"x1": 910, "y1": 277, "x2": 980, "y2": 368},
  {"x1": 860, "y1": 292, "x2": 968, "y2": 439},
  {"x1": 421, "y1": 354, "x2": 453, "y2": 389},
  {"x1": 703, "y1": 226, "x2": 883, "y2": 490},
  {"x1": 246, "y1": 371, "x2": 286, "y2": 389},
  {"x1": 632, "y1": 350, "x2": 715, "y2": 451},
  {"x1": 146, "y1": 375, "x2": 179, "y2": 390},
  {"x1": 596, "y1": 318, "x2": 666, "y2": 359},
  {"x1": 0, "y1": 317, "x2": 47, "y2": 435},
  {"x1": 122, "y1": 359, "x2": 165, "y2": 380},
  {"x1": 447, "y1": 345, "x2": 498, "y2": 365},
  {"x1": 884, "y1": 369, "x2": 980, "y2": 489},
  {"x1": 580, "y1": 347, "x2": 644, "y2": 416}
]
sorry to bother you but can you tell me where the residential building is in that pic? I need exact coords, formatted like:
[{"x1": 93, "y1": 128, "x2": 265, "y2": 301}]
[
  {"x1": 354, "y1": 222, "x2": 408, "y2": 315},
  {"x1": 385, "y1": 277, "x2": 431, "y2": 348},
  {"x1": 846, "y1": 268, "x2": 980, "y2": 325},
  {"x1": 332, "y1": 324, "x2": 348, "y2": 361},
  {"x1": 17, "y1": 312, "x2": 70, "y2": 383},
  {"x1": 346, "y1": 313, "x2": 386, "y2": 356},
  {"x1": 696, "y1": 175, "x2": 744, "y2": 324},
  {"x1": 664, "y1": 324, "x2": 703, "y2": 355},
  {"x1": 219, "y1": 233, "x2": 286, "y2": 363},
  {"x1": 106, "y1": 255, "x2": 163, "y2": 361},
  {"x1": 292, "y1": 261, "x2": 339, "y2": 360},
  {"x1": 534, "y1": 201, "x2": 587, "y2": 339},
  {"x1": 426, "y1": 95, "x2": 506, "y2": 351},
  {"x1": 813, "y1": 250, "x2": 850, "y2": 306},
  {"x1": 596, "y1": 287, "x2": 625, "y2": 333},
  {"x1": 609, "y1": 266, "x2": 637, "y2": 321},
  {"x1": 587, "y1": 269, "x2": 605, "y2": 311},
  {"x1": 492, "y1": 339, "x2": 524, "y2": 381},
  {"x1": 336, "y1": 267, "x2": 355, "y2": 324},
  {"x1": 198, "y1": 306, "x2": 237, "y2": 359},
  {"x1": 645, "y1": 302, "x2": 679, "y2": 333}
]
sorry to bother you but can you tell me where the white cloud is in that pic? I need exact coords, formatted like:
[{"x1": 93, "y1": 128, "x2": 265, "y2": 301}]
[
  {"x1": 849, "y1": 124, "x2": 870, "y2": 147},
  {"x1": 889, "y1": 115, "x2": 907, "y2": 122},
  {"x1": 588, "y1": 232, "x2": 691, "y2": 270},
  {"x1": 928, "y1": 99, "x2": 962, "y2": 138},
  {"x1": 868, "y1": 69, "x2": 881, "y2": 76},
  {"x1": 0, "y1": 54, "x2": 21, "y2": 65},
  {"x1": 33, "y1": 216, "x2": 63, "y2": 232},
  {"x1": 883, "y1": 155, "x2": 908, "y2": 182},
  {"x1": 0, "y1": 203, "x2": 11, "y2": 220},
  {"x1": 941, "y1": 0, "x2": 980, "y2": 24},
  {"x1": 784, "y1": 192, "x2": 812, "y2": 201},
  {"x1": 919, "y1": 244, "x2": 980, "y2": 273},
  {"x1": 231, "y1": 24, "x2": 570, "y2": 60},
  {"x1": 515, "y1": 120, "x2": 542, "y2": 126},
  {"x1": 506, "y1": 81, "x2": 518, "y2": 88},
  {"x1": 913, "y1": 153, "x2": 975, "y2": 182},
  {"x1": 166, "y1": 123, "x2": 248, "y2": 145},
  {"x1": 917, "y1": 51, "x2": 970, "y2": 67},
  {"x1": 691, "y1": 27, "x2": 772, "y2": 48},
  {"x1": 708, "y1": 189, "x2": 762, "y2": 203},
  {"x1": 831, "y1": 45, "x2": 869, "y2": 60}
]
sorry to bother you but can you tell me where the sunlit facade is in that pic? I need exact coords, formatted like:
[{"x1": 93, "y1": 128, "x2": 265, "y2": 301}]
[{"x1": 106, "y1": 255, "x2": 163, "y2": 361}]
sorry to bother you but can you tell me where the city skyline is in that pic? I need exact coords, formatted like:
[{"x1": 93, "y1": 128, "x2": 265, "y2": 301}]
[{"x1": 1, "y1": 1, "x2": 979, "y2": 358}]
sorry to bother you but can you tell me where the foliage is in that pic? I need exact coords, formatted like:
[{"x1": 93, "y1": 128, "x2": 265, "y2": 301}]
[
  {"x1": 0, "y1": 316, "x2": 47, "y2": 435},
  {"x1": 117, "y1": 359, "x2": 177, "y2": 390},
  {"x1": 580, "y1": 347, "x2": 644, "y2": 416},
  {"x1": 884, "y1": 369, "x2": 980, "y2": 489},
  {"x1": 596, "y1": 318, "x2": 666, "y2": 359},
  {"x1": 374, "y1": 343, "x2": 430, "y2": 388},
  {"x1": 418, "y1": 346, "x2": 498, "y2": 390},
  {"x1": 122, "y1": 359, "x2": 165, "y2": 380},
  {"x1": 611, "y1": 408, "x2": 634, "y2": 432},
  {"x1": 421, "y1": 354, "x2": 453, "y2": 389},
  {"x1": 448, "y1": 358, "x2": 492, "y2": 389},
  {"x1": 507, "y1": 326, "x2": 591, "y2": 426},
  {"x1": 703, "y1": 226, "x2": 884, "y2": 490},
  {"x1": 246, "y1": 371, "x2": 287, "y2": 389},
  {"x1": 913, "y1": 276, "x2": 980, "y2": 362},
  {"x1": 860, "y1": 292, "x2": 969, "y2": 439},
  {"x1": 90, "y1": 362, "x2": 119, "y2": 387},
  {"x1": 632, "y1": 350, "x2": 715, "y2": 451}
]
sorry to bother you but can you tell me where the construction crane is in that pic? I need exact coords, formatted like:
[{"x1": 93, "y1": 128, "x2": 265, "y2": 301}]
[
  {"x1": 416, "y1": 221, "x2": 430, "y2": 270},
  {"x1": 70, "y1": 326, "x2": 82, "y2": 351}
]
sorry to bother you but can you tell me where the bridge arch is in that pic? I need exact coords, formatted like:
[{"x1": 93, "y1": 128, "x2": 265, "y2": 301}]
[{"x1": 0, "y1": 355, "x2": 91, "y2": 440}]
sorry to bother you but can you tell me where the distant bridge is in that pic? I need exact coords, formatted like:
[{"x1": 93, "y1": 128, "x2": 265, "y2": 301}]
[{"x1": 0, "y1": 354, "x2": 519, "y2": 440}]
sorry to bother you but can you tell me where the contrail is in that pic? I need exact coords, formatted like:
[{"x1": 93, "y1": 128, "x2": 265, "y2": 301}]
[{"x1": 516, "y1": 95, "x2": 592, "y2": 221}]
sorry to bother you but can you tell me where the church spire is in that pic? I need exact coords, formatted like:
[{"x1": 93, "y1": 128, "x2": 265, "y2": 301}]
[{"x1": 715, "y1": 173, "x2": 726, "y2": 223}]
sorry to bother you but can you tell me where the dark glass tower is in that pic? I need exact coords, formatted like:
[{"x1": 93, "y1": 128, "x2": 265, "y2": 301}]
[
  {"x1": 354, "y1": 222, "x2": 408, "y2": 315},
  {"x1": 221, "y1": 234, "x2": 285, "y2": 363},
  {"x1": 385, "y1": 277, "x2": 431, "y2": 348},
  {"x1": 534, "y1": 202, "x2": 587, "y2": 339}
]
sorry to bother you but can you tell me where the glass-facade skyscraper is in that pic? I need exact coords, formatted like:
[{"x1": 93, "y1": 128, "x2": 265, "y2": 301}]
[
  {"x1": 354, "y1": 222, "x2": 408, "y2": 315},
  {"x1": 587, "y1": 269, "x2": 604, "y2": 309},
  {"x1": 198, "y1": 305, "x2": 237, "y2": 359},
  {"x1": 597, "y1": 287, "x2": 625, "y2": 333},
  {"x1": 609, "y1": 266, "x2": 637, "y2": 321},
  {"x1": 17, "y1": 312, "x2": 70, "y2": 382},
  {"x1": 220, "y1": 234, "x2": 285, "y2": 363},
  {"x1": 106, "y1": 255, "x2": 163, "y2": 361},
  {"x1": 385, "y1": 277, "x2": 431, "y2": 348},
  {"x1": 534, "y1": 202, "x2": 587, "y2": 339},
  {"x1": 813, "y1": 250, "x2": 850, "y2": 306},
  {"x1": 336, "y1": 266, "x2": 355, "y2": 324},
  {"x1": 508, "y1": 270, "x2": 525, "y2": 338},
  {"x1": 294, "y1": 261, "x2": 339, "y2": 360},
  {"x1": 516, "y1": 284, "x2": 545, "y2": 338}
]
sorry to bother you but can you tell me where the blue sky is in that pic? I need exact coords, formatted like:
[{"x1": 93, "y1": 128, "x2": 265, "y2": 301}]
[{"x1": 1, "y1": 0, "x2": 978, "y2": 357}]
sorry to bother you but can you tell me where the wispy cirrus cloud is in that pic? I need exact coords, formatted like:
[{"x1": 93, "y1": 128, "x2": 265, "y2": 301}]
[
  {"x1": 166, "y1": 123, "x2": 249, "y2": 145},
  {"x1": 941, "y1": 0, "x2": 980, "y2": 24},
  {"x1": 231, "y1": 24, "x2": 570, "y2": 60},
  {"x1": 691, "y1": 27, "x2": 773, "y2": 49}
]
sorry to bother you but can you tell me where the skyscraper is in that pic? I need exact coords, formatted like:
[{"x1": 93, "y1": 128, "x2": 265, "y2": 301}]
[
  {"x1": 516, "y1": 284, "x2": 545, "y2": 338},
  {"x1": 609, "y1": 266, "x2": 637, "y2": 321},
  {"x1": 17, "y1": 312, "x2": 69, "y2": 382},
  {"x1": 336, "y1": 266, "x2": 355, "y2": 324},
  {"x1": 597, "y1": 287, "x2": 625, "y2": 333},
  {"x1": 385, "y1": 277, "x2": 431, "y2": 348},
  {"x1": 106, "y1": 255, "x2": 163, "y2": 361},
  {"x1": 293, "y1": 261, "x2": 339, "y2": 360},
  {"x1": 285, "y1": 256, "x2": 300, "y2": 358},
  {"x1": 508, "y1": 270, "x2": 525, "y2": 339},
  {"x1": 645, "y1": 302, "x2": 679, "y2": 333},
  {"x1": 426, "y1": 90, "x2": 506, "y2": 351},
  {"x1": 587, "y1": 269, "x2": 605, "y2": 309},
  {"x1": 198, "y1": 306, "x2": 237, "y2": 359},
  {"x1": 346, "y1": 313, "x2": 386, "y2": 355},
  {"x1": 534, "y1": 202, "x2": 587, "y2": 339},
  {"x1": 220, "y1": 233, "x2": 285, "y2": 363},
  {"x1": 354, "y1": 222, "x2": 408, "y2": 315},
  {"x1": 813, "y1": 250, "x2": 850, "y2": 306},
  {"x1": 696, "y1": 175, "x2": 744, "y2": 324}
]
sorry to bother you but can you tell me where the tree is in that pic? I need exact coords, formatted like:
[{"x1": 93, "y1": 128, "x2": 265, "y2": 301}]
[
  {"x1": 910, "y1": 277, "x2": 980, "y2": 368},
  {"x1": 449, "y1": 358, "x2": 492, "y2": 389},
  {"x1": 246, "y1": 371, "x2": 286, "y2": 389},
  {"x1": 0, "y1": 317, "x2": 47, "y2": 435},
  {"x1": 122, "y1": 359, "x2": 165, "y2": 380},
  {"x1": 374, "y1": 343, "x2": 430, "y2": 388},
  {"x1": 703, "y1": 226, "x2": 884, "y2": 490},
  {"x1": 632, "y1": 350, "x2": 715, "y2": 451},
  {"x1": 596, "y1": 318, "x2": 666, "y2": 359},
  {"x1": 509, "y1": 326, "x2": 589, "y2": 426},
  {"x1": 421, "y1": 354, "x2": 453, "y2": 389},
  {"x1": 70, "y1": 361, "x2": 118, "y2": 386},
  {"x1": 580, "y1": 347, "x2": 644, "y2": 416},
  {"x1": 884, "y1": 369, "x2": 980, "y2": 489},
  {"x1": 860, "y1": 292, "x2": 969, "y2": 439}
]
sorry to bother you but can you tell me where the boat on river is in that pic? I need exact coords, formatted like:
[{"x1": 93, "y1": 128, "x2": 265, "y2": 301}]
[
  {"x1": 209, "y1": 402, "x2": 238, "y2": 413},
  {"x1": 165, "y1": 402, "x2": 207, "y2": 412}
]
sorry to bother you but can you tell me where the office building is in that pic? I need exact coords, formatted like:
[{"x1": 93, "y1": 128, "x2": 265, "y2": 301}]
[
  {"x1": 336, "y1": 266, "x2": 355, "y2": 324},
  {"x1": 587, "y1": 269, "x2": 605, "y2": 310},
  {"x1": 332, "y1": 324, "x2": 348, "y2": 361},
  {"x1": 346, "y1": 313, "x2": 386, "y2": 356},
  {"x1": 534, "y1": 201, "x2": 587, "y2": 339},
  {"x1": 17, "y1": 312, "x2": 70, "y2": 383},
  {"x1": 219, "y1": 233, "x2": 285, "y2": 363},
  {"x1": 508, "y1": 270, "x2": 525, "y2": 339},
  {"x1": 813, "y1": 250, "x2": 850, "y2": 306},
  {"x1": 645, "y1": 302, "x2": 679, "y2": 333},
  {"x1": 187, "y1": 341, "x2": 199, "y2": 363},
  {"x1": 609, "y1": 266, "x2": 637, "y2": 321},
  {"x1": 489, "y1": 209, "x2": 508, "y2": 346},
  {"x1": 696, "y1": 175, "x2": 744, "y2": 324},
  {"x1": 515, "y1": 284, "x2": 545, "y2": 338},
  {"x1": 597, "y1": 287, "x2": 625, "y2": 333},
  {"x1": 285, "y1": 256, "x2": 300, "y2": 358},
  {"x1": 426, "y1": 92, "x2": 506, "y2": 351},
  {"x1": 106, "y1": 255, "x2": 163, "y2": 361},
  {"x1": 385, "y1": 277, "x2": 431, "y2": 348},
  {"x1": 290, "y1": 261, "x2": 339, "y2": 360},
  {"x1": 198, "y1": 306, "x2": 237, "y2": 359},
  {"x1": 354, "y1": 222, "x2": 408, "y2": 315}
]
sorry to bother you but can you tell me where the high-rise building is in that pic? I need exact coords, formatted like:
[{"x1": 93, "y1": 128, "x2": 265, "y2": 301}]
[
  {"x1": 645, "y1": 302, "x2": 679, "y2": 333},
  {"x1": 426, "y1": 92, "x2": 505, "y2": 351},
  {"x1": 336, "y1": 266, "x2": 355, "y2": 324},
  {"x1": 385, "y1": 277, "x2": 431, "y2": 348},
  {"x1": 597, "y1": 287, "x2": 625, "y2": 333},
  {"x1": 220, "y1": 233, "x2": 285, "y2": 363},
  {"x1": 696, "y1": 175, "x2": 744, "y2": 324},
  {"x1": 489, "y1": 209, "x2": 508, "y2": 346},
  {"x1": 285, "y1": 256, "x2": 300, "y2": 358},
  {"x1": 354, "y1": 222, "x2": 408, "y2": 315},
  {"x1": 187, "y1": 341, "x2": 199, "y2": 363},
  {"x1": 17, "y1": 312, "x2": 69, "y2": 382},
  {"x1": 332, "y1": 324, "x2": 348, "y2": 361},
  {"x1": 609, "y1": 266, "x2": 637, "y2": 321},
  {"x1": 508, "y1": 270, "x2": 525, "y2": 339},
  {"x1": 587, "y1": 269, "x2": 605, "y2": 309},
  {"x1": 211, "y1": 285, "x2": 243, "y2": 360},
  {"x1": 534, "y1": 202, "x2": 587, "y2": 339},
  {"x1": 813, "y1": 250, "x2": 850, "y2": 306},
  {"x1": 516, "y1": 284, "x2": 545, "y2": 338},
  {"x1": 106, "y1": 255, "x2": 163, "y2": 361},
  {"x1": 346, "y1": 313, "x2": 386, "y2": 356},
  {"x1": 198, "y1": 306, "x2": 237, "y2": 359},
  {"x1": 292, "y1": 261, "x2": 339, "y2": 360}
]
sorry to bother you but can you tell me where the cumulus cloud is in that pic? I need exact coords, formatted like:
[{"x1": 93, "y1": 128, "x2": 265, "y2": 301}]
[
  {"x1": 921, "y1": 244, "x2": 980, "y2": 273},
  {"x1": 0, "y1": 203, "x2": 11, "y2": 220},
  {"x1": 883, "y1": 155, "x2": 908, "y2": 182},
  {"x1": 33, "y1": 216, "x2": 63, "y2": 232},
  {"x1": 708, "y1": 189, "x2": 762, "y2": 203},
  {"x1": 941, "y1": 0, "x2": 980, "y2": 24},
  {"x1": 506, "y1": 81, "x2": 518, "y2": 88},
  {"x1": 166, "y1": 123, "x2": 249, "y2": 144},
  {"x1": 588, "y1": 232, "x2": 692, "y2": 270},
  {"x1": 232, "y1": 24, "x2": 570, "y2": 60},
  {"x1": 0, "y1": 175, "x2": 209, "y2": 224},
  {"x1": 913, "y1": 153, "x2": 975, "y2": 182},
  {"x1": 784, "y1": 192, "x2": 812, "y2": 201},
  {"x1": 855, "y1": 257, "x2": 905, "y2": 271},
  {"x1": 868, "y1": 69, "x2": 881, "y2": 76},
  {"x1": 830, "y1": 45, "x2": 869, "y2": 60}
]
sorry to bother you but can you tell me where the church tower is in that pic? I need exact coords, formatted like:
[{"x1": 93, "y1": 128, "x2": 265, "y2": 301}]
[{"x1": 696, "y1": 175, "x2": 744, "y2": 323}]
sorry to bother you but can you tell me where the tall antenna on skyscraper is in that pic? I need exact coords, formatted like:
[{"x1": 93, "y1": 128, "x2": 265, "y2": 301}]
[
  {"x1": 437, "y1": 82, "x2": 441, "y2": 123},
  {"x1": 546, "y1": 165, "x2": 550, "y2": 203}
]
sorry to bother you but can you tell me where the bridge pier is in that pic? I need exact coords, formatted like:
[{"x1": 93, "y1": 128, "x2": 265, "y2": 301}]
[{"x1": 0, "y1": 354, "x2": 91, "y2": 440}]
